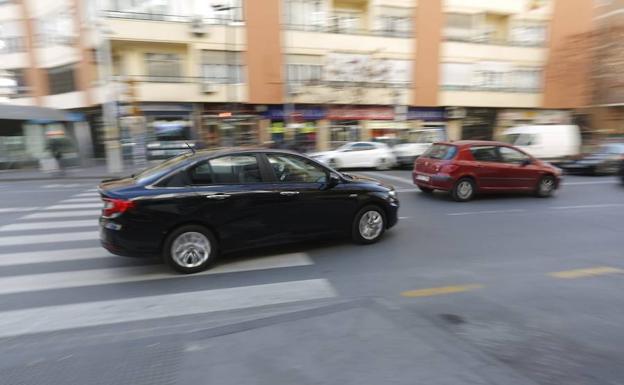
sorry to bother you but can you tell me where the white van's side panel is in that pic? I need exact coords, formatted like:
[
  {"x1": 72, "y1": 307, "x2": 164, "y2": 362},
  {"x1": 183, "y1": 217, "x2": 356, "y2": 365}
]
[{"x1": 502, "y1": 125, "x2": 581, "y2": 160}]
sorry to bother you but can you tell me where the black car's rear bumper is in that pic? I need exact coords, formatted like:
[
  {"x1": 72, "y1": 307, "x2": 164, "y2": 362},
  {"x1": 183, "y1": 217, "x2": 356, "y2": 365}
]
[{"x1": 100, "y1": 218, "x2": 160, "y2": 258}]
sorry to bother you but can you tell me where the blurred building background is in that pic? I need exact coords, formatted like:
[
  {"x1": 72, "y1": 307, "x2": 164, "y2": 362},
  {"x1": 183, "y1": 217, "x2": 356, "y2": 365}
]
[{"x1": 0, "y1": 0, "x2": 618, "y2": 171}]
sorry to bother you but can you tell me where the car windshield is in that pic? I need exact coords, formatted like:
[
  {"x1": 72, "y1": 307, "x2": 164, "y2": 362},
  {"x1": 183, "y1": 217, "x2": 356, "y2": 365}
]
[
  {"x1": 133, "y1": 152, "x2": 193, "y2": 181},
  {"x1": 422, "y1": 144, "x2": 457, "y2": 160}
]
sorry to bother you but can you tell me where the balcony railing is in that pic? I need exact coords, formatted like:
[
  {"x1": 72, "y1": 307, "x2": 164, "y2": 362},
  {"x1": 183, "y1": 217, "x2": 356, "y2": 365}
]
[
  {"x1": 441, "y1": 85, "x2": 541, "y2": 93},
  {"x1": 0, "y1": 36, "x2": 26, "y2": 54},
  {"x1": 113, "y1": 75, "x2": 243, "y2": 84},
  {"x1": 445, "y1": 35, "x2": 545, "y2": 47},
  {"x1": 285, "y1": 23, "x2": 412, "y2": 38},
  {"x1": 102, "y1": 10, "x2": 243, "y2": 25}
]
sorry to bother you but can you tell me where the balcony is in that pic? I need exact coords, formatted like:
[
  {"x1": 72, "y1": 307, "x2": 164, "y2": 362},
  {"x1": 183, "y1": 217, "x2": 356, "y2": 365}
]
[
  {"x1": 445, "y1": 34, "x2": 545, "y2": 48},
  {"x1": 102, "y1": 10, "x2": 243, "y2": 25},
  {"x1": 441, "y1": 85, "x2": 541, "y2": 93},
  {"x1": 285, "y1": 23, "x2": 411, "y2": 38}
]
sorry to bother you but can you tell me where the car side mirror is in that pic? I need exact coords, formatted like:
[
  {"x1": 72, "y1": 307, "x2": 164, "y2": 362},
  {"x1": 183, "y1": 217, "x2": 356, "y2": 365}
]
[
  {"x1": 520, "y1": 159, "x2": 532, "y2": 167},
  {"x1": 324, "y1": 173, "x2": 341, "y2": 189}
]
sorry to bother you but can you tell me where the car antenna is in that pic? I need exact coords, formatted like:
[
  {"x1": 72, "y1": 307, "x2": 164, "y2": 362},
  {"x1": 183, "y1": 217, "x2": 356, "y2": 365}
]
[{"x1": 185, "y1": 142, "x2": 196, "y2": 154}]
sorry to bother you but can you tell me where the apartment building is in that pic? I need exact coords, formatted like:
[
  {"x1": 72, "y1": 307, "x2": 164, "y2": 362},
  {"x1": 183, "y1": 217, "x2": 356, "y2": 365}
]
[{"x1": 0, "y1": 0, "x2": 594, "y2": 169}]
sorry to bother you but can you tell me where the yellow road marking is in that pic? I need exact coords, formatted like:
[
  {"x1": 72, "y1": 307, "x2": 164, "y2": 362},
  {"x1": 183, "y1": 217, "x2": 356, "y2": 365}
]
[
  {"x1": 549, "y1": 266, "x2": 624, "y2": 279},
  {"x1": 400, "y1": 284, "x2": 483, "y2": 298}
]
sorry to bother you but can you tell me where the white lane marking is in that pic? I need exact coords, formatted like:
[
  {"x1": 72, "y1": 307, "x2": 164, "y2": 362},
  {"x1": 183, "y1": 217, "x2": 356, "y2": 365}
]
[
  {"x1": 0, "y1": 207, "x2": 40, "y2": 213},
  {"x1": 60, "y1": 198, "x2": 102, "y2": 203},
  {"x1": 44, "y1": 203, "x2": 102, "y2": 210},
  {"x1": 550, "y1": 203, "x2": 624, "y2": 210},
  {"x1": 362, "y1": 172, "x2": 414, "y2": 186},
  {"x1": 22, "y1": 210, "x2": 101, "y2": 219},
  {"x1": 0, "y1": 220, "x2": 97, "y2": 232},
  {"x1": 0, "y1": 231, "x2": 98, "y2": 247},
  {"x1": 73, "y1": 192, "x2": 100, "y2": 197},
  {"x1": 0, "y1": 279, "x2": 336, "y2": 338},
  {"x1": 0, "y1": 253, "x2": 314, "y2": 295},
  {"x1": 563, "y1": 180, "x2": 619, "y2": 186},
  {"x1": 86, "y1": 188, "x2": 98, "y2": 192},
  {"x1": 0, "y1": 247, "x2": 111, "y2": 267},
  {"x1": 396, "y1": 188, "x2": 417, "y2": 192},
  {"x1": 447, "y1": 209, "x2": 526, "y2": 216}
]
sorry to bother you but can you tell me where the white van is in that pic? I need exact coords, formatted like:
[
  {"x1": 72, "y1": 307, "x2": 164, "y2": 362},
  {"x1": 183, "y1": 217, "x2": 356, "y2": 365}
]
[{"x1": 501, "y1": 125, "x2": 581, "y2": 162}]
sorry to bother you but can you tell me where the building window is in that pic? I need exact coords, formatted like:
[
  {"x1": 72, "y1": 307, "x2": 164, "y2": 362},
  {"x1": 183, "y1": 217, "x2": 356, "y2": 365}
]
[
  {"x1": 48, "y1": 65, "x2": 76, "y2": 95},
  {"x1": 328, "y1": 11, "x2": 361, "y2": 34},
  {"x1": 442, "y1": 62, "x2": 542, "y2": 92},
  {"x1": 145, "y1": 53, "x2": 181, "y2": 81},
  {"x1": 512, "y1": 69, "x2": 542, "y2": 92},
  {"x1": 445, "y1": 13, "x2": 475, "y2": 41},
  {"x1": 285, "y1": 0, "x2": 323, "y2": 28},
  {"x1": 201, "y1": 50, "x2": 244, "y2": 84},
  {"x1": 287, "y1": 64, "x2": 322, "y2": 84},
  {"x1": 36, "y1": 7, "x2": 76, "y2": 47},
  {"x1": 510, "y1": 21, "x2": 547, "y2": 46},
  {"x1": 376, "y1": 15, "x2": 412, "y2": 37},
  {"x1": 0, "y1": 21, "x2": 25, "y2": 54},
  {"x1": 441, "y1": 62, "x2": 474, "y2": 88}
]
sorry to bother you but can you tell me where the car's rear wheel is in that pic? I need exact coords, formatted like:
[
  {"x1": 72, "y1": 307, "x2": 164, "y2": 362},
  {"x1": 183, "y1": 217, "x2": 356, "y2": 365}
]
[
  {"x1": 418, "y1": 186, "x2": 434, "y2": 194},
  {"x1": 352, "y1": 205, "x2": 386, "y2": 244},
  {"x1": 451, "y1": 178, "x2": 475, "y2": 202},
  {"x1": 164, "y1": 225, "x2": 218, "y2": 274},
  {"x1": 536, "y1": 175, "x2": 556, "y2": 197}
]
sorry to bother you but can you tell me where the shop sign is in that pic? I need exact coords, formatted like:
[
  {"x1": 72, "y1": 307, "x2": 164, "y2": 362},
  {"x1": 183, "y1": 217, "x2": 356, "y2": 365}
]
[
  {"x1": 368, "y1": 121, "x2": 411, "y2": 130},
  {"x1": 263, "y1": 107, "x2": 325, "y2": 120},
  {"x1": 407, "y1": 108, "x2": 446, "y2": 121},
  {"x1": 327, "y1": 107, "x2": 394, "y2": 120},
  {"x1": 498, "y1": 109, "x2": 571, "y2": 124}
]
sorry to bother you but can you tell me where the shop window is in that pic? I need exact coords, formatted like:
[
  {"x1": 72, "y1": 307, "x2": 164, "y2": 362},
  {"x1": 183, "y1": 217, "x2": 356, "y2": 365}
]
[
  {"x1": 47, "y1": 64, "x2": 77, "y2": 95},
  {"x1": 145, "y1": 53, "x2": 182, "y2": 81}
]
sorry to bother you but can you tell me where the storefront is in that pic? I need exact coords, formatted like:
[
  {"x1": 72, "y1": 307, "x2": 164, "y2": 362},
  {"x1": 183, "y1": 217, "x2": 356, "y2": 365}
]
[
  {"x1": 459, "y1": 108, "x2": 498, "y2": 140},
  {"x1": 202, "y1": 104, "x2": 260, "y2": 148},
  {"x1": 327, "y1": 106, "x2": 394, "y2": 149},
  {"x1": 139, "y1": 103, "x2": 198, "y2": 160},
  {"x1": 0, "y1": 104, "x2": 80, "y2": 169},
  {"x1": 263, "y1": 106, "x2": 324, "y2": 151}
]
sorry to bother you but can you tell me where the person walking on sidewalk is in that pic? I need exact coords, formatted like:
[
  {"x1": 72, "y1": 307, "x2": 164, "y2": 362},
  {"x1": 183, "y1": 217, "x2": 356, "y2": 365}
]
[{"x1": 47, "y1": 137, "x2": 66, "y2": 176}]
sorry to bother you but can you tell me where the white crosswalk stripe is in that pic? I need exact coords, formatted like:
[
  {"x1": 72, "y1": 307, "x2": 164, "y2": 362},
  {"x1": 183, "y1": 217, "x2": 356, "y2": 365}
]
[
  {"x1": 22, "y1": 209, "x2": 101, "y2": 219},
  {"x1": 0, "y1": 194, "x2": 337, "y2": 340},
  {"x1": 61, "y1": 197, "x2": 102, "y2": 203},
  {"x1": 73, "y1": 192, "x2": 100, "y2": 197},
  {"x1": 0, "y1": 253, "x2": 313, "y2": 295},
  {"x1": 45, "y1": 203, "x2": 103, "y2": 210},
  {"x1": 0, "y1": 231, "x2": 99, "y2": 246},
  {"x1": 0, "y1": 219, "x2": 97, "y2": 232},
  {"x1": 0, "y1": 247, "x2": 110, "y2": 266},
  {"x1": 0, "y1": 279, "x2": 335, "y2": 338},
  {"x1": 0, "y1": 207, "x2": 39, "y2": 213}
]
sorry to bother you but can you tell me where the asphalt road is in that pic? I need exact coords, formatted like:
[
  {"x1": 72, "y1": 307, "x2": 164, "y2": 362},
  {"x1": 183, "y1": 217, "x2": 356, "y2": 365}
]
[{"x1": 0, "y1": 173, "x2": 623, "y2": 385}]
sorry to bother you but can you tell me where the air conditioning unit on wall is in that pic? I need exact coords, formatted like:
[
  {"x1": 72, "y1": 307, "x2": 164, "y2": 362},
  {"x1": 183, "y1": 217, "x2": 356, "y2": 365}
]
[
  {"x1": 201, "y1": 82, "x2": 218, "y2": 94},
  {"x1": 190, "y1": 16, "x2": 206, "y2": 37}
]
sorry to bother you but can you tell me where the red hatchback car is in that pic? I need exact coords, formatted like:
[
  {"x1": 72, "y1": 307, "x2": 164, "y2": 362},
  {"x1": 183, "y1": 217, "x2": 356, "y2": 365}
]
[{"x1": 413, "y1": 141, "x2": 562, "y2": 201}]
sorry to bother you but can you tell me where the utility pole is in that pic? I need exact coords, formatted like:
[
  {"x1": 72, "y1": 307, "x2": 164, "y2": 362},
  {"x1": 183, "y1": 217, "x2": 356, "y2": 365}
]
[{"x1": 96, "y1": 14, "x2": 122, "y2": 174}]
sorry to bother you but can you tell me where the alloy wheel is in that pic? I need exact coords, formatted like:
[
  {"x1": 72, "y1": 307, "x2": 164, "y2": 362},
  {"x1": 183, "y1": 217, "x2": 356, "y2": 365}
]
[{"x1": 171, "y1": 231, "x2": 212, "y2": 268}]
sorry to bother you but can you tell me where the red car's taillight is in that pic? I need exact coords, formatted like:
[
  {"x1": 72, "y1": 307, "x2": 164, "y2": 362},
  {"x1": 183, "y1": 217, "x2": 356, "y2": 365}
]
[{"x1": 102, "y1": 198, "x2": 135, "y2": 218}]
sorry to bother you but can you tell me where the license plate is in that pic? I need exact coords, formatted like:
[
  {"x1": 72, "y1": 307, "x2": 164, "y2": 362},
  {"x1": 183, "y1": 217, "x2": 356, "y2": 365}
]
[{"x1": 416, "y1": 174, "x2": 430, "y2": 182}]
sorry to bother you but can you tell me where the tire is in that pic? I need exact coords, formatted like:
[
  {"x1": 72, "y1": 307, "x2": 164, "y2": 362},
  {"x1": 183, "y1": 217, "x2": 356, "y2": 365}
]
[
  {"x1": 419, "y1": 186, "x2": 434, "y2": 194},
  {"x1": 535, "y1": 175, "x2": 556, "y2": 198},
  {"x1": 352, "y1": 205, "x2": 386, "y2": 244},
  {"x1": 451, "y1": 178, "x2": 476, "y2": 202},
  {"x1": 375, "y1": 158, "x2": 390, "y2": 170},
  {"x1": 163, "y1": 225, "x2": 218, "y2": 274}
]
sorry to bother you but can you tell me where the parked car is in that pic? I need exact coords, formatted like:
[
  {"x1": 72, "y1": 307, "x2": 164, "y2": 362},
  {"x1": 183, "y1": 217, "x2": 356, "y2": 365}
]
[
  {"x1": 392, "y1": 128, "x2": 447, "y2": 168},
  {"x1": 501, "y1": 125, "x2": 581, "y2": 163},
  {"x1": 99, "y1": 149, "x2": 399, "y2": 273},
  {"x1": 309, "y1": 142, "x2": 397, "y2": 170},
  {"x1": 412, "y1": 141, "x2": 562, "y2": 202},
  {"x1": 560, "y1": 143, "x2": 624, "y2": 175}
]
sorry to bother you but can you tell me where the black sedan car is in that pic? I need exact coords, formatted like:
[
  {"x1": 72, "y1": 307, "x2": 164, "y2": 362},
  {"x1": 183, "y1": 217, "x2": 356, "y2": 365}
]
[
  {"x1": 560, "y1": 143, "x2": 624, "y2": 175},
  {"x1": 99, "y1": 149, "x2": 399, "y2": 273}
]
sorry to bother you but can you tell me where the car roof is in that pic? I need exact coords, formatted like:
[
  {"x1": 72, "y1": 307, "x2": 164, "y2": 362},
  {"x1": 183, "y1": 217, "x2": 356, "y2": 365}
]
[
  {"x1": 433, "y1": 140, "x2": 509, "y2": 148},
  {"x1": 183, "y1": 147, "x2": 307, "y2": 162}
]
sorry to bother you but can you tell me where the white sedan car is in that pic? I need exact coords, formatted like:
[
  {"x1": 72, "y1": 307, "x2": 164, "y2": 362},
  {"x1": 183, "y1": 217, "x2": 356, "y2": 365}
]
[{"x1": 310, "y1": 142, "x2": 397, "y2": 170}]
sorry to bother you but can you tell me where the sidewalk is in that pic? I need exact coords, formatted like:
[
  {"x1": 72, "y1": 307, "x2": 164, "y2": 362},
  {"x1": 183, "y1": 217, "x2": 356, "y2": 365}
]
[{"x1": 0, "y1": 164, "x2": 141, "y2": 182}]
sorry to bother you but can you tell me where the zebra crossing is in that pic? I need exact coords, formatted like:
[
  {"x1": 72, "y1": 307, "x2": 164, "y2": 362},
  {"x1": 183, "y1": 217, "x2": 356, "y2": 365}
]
[{"x1": 0, "y1": 187, "x2": 336, "y2": 339}]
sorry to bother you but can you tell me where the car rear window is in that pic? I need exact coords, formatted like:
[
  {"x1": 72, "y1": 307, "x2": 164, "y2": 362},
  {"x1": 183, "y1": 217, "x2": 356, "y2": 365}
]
[{"x1": 422, "y1": 144, "x2": 457, "y2": 160}]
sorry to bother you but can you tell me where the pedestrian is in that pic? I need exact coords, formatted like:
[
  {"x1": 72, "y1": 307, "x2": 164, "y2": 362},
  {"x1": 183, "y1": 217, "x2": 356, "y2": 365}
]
[{"x1": 47, "y1": 138, "x2": 65, "y2": 176}]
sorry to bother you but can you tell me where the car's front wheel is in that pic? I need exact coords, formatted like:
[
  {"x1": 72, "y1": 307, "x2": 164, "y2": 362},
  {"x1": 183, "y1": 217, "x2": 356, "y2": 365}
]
[
  {"x1": 352, "y1": 205, "x2": 386, "y2": 244},
  {"x1": 536, "y1": 175, "x2": 556, "y2": 197},
  {"x1": 163, "y1": 225, "x2": 218, "y2": 273}
]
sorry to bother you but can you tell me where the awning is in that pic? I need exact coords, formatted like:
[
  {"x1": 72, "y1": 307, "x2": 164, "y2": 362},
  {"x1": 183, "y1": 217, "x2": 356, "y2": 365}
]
[{"x1": 0, "y1": 103, "x2": 70, "y2": 122}]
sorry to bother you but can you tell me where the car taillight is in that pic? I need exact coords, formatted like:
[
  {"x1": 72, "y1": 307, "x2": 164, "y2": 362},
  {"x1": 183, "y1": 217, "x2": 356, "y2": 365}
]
[{"x1": 102, "y1": 198, "x2": 135, "y2": 218}]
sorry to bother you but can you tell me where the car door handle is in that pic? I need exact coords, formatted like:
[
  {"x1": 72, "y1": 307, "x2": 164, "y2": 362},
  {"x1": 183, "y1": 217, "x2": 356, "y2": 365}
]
[
  {"x1": 279, "y1": 191, "x2": 300, "y2": 196},
  {"x1": 205, "y1": 194, "x2": 231, "y2": 200}
]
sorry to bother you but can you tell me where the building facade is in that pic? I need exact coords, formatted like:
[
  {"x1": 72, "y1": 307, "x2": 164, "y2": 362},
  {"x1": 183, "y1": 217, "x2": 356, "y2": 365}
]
[{"x1": 0, "y1": 0, "x2": 595, "y2": 169}]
